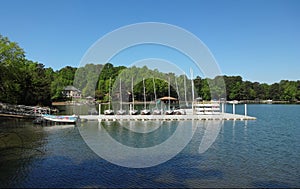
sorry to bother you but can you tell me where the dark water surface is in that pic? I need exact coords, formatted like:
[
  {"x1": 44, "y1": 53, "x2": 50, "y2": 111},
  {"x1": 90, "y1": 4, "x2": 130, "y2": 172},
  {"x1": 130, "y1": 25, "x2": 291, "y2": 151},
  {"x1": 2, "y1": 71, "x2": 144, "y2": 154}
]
[{"x1": 0, "y1": 104, "x2": 299, "y2": 188}]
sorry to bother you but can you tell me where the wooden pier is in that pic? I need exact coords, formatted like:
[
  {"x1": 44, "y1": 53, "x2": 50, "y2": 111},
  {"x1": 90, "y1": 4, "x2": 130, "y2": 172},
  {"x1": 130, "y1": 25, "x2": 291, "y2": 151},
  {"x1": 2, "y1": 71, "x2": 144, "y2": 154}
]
[
  {"x1": 0, "y1": 102, "x2": 54, "y2": 119},
  {"x1": 80, "y1": 113, "x2": 256, "y2": 122}
]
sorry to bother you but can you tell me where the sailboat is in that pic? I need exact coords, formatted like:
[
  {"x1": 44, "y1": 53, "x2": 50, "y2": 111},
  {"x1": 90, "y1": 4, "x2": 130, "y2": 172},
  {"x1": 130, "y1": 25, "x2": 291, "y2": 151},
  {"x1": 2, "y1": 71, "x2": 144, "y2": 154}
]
[
  {"x1": 129, "y1": 77, "x2": 138, "y2": 115},
  {"x1": 141, "y1": 78, "x2": 151, "y2": 115},
  {"x1": 117, "y1": 78, "x2": 126, "y2": 115},
  {"x1": 104, "y1": 78, "x2": 114, "y2": 115},
  {"x1": 173, "y1": 77, "x2": 186, "y2": 115},
  {"x1": 152, "y1": 77, "x2": 161, "y2": 115},
  {"x1": 190, "y1": 68, "x2": 195, "y2": 115},
  {"x1": 184, "y1": 74, "x2": 188, "y2": 108},
  {"x1": 165, "y1": 77, "x2": 174, "y2": 115}
]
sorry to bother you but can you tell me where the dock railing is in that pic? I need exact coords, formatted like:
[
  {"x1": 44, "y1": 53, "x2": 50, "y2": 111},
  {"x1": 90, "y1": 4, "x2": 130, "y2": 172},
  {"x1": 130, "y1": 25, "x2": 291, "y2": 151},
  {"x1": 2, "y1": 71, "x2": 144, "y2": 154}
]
[{"x1": 0, "y1": 102, "x2": 52, "y2": 118}]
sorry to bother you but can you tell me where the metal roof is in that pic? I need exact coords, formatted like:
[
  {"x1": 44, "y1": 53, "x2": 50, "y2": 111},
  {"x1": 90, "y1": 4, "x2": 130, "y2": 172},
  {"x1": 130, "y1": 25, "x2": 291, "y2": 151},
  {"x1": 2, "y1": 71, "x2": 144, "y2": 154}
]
[
  {"x1": 63, "y1": 85, "x2": 81, "y2": 92},
  {"x1": 159, "y1": 96, "x2": 178, "y2": 101}
]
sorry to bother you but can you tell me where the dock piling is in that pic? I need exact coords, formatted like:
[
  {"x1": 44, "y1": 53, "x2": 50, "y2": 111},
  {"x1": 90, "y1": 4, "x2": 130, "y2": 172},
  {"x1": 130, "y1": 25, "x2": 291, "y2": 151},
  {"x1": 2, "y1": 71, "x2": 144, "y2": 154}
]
[
  {"x1": 99, "y1": 104, "x2": 101, "y2": 116},
  {"x1": 233, "y1": 103, "x2": 236, "y2": 115}
]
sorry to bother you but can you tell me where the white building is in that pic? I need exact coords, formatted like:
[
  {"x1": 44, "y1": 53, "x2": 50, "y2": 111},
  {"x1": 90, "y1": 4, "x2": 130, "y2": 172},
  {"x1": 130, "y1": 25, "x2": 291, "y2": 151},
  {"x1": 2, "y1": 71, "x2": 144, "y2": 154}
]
[{"x1": 62, "y1": 86, "x2": 81, "y2": 98}]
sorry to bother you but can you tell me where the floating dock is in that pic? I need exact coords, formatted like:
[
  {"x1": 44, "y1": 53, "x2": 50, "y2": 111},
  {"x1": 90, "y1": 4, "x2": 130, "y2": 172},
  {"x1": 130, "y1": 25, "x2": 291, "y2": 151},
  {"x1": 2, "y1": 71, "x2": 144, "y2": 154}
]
[{"x1": 80, "y1": 113, "x2": 256, "y2": 122}]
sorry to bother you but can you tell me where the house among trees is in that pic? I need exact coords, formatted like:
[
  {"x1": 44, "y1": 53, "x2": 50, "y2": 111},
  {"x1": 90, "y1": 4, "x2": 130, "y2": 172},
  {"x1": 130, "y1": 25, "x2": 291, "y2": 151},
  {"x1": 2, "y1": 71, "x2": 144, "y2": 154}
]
[{"x1": 62, "y1": 86, "x2": 81, "y2": 99}]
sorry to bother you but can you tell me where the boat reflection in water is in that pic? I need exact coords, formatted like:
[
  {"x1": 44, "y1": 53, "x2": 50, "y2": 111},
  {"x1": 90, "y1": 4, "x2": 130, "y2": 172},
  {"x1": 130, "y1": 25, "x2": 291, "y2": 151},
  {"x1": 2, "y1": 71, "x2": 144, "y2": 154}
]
[
  {"x1": 121, "y1": 120, "x2": 162, "y2": 134},
  {"x1": 42, "y1": 124, "x2": 75, "y2": 131}
]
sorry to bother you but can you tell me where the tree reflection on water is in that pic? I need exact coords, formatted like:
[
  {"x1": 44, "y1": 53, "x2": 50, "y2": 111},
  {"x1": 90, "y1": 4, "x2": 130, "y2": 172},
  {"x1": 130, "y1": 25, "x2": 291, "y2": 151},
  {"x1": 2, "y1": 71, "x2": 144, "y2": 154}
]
[{"x1": 0, "y1": 118, "x2": 46, "y2": 187}]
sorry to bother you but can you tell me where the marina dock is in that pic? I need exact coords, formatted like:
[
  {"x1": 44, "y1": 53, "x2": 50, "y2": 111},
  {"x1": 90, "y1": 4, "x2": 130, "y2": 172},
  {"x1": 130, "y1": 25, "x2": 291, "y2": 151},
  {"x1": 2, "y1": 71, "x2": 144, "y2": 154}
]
[
  {"x1": 79, "y1": 99, "x2": 256, "y2": 122},
  {"x1": 80, "y1": 101, "x2": 256, "y2": 122},
  {"x1": 80, "y1": 113, "x2": 256, "y2": 122}
]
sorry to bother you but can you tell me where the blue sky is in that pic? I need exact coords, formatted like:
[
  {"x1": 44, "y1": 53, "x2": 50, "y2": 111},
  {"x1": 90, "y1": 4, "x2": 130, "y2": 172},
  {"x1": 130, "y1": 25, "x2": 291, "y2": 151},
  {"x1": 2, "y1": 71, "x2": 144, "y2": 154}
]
[{"x1": 1, "y1": 0, "x2": 299, "y2": 84}]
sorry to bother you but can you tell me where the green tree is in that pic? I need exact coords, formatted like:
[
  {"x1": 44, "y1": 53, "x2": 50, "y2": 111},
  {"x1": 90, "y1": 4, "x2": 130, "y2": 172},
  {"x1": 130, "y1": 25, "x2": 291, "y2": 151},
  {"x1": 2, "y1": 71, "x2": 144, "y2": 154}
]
[
  {"x1": 297, "y1": 81, "x2": 300, "y2": 101},
  {"x1": 0, "y1": 35, "x2": 54, "y2": 105},
  {"x1": 20, "y1": 61, "x2": 53, "y2": 105},
  {"x1": 224, "y1": 76, "x2": 243, "y2": 100},
  {"x1": 279, "y1": 80, "x2": 298, "y2": 102},
  {"x1": 0, "y1": 35, "x2": 25, "y2": 104},
  {"x1": 51, "y1": 66, "x2": 77, "y2": 101},
  {"x1": 269, "y1": 83, "x2": 280, "y2": 100}
]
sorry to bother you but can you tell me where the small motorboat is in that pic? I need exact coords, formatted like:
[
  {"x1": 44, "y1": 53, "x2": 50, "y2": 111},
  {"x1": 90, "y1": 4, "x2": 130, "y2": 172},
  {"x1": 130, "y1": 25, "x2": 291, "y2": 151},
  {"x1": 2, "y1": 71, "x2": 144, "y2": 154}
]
[{"x1": 41, "y1": 114, "x2": 78, "y2": 123}]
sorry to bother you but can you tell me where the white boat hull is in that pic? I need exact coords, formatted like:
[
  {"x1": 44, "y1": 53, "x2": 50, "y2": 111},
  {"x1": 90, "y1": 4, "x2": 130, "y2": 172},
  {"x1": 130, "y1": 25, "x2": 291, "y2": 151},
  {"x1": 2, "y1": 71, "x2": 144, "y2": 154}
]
[
  {"x1": 42, "y1": 114, "x2": 78, "y2": 123},
  {"x1": 104, "y1": 110, "x2": 114, "y2": 115},
  {"x1": 141, "y1": 110, "x2": 151, "y2": 115},
  {"x1": 129, "y1": 110, "x2": 139, "y2": 115}
]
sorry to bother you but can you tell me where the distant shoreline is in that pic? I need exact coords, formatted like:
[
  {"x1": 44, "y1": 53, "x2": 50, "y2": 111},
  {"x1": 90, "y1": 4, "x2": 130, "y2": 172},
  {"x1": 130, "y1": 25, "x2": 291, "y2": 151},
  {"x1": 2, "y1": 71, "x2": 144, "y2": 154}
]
[
  {"x1": 238, "y1": 100, "x2": 300, "y2": 104},
  {"x1": 52, "y1": 100, "x2": 300, "y2": 106}
]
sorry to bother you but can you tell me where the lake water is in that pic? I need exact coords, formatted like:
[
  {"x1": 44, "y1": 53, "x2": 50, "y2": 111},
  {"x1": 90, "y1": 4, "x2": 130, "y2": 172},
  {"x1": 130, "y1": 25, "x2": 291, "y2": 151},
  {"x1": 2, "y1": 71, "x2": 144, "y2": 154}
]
[{"x1": 0, "y1": 104, "x2": 299, "y2": 188}]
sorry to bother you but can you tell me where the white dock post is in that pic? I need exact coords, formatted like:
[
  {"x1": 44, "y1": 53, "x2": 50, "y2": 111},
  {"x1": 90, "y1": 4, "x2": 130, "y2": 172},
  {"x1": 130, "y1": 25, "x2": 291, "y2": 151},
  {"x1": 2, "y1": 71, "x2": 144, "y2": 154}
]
[
  {"x1": 129, "y1": 104, "x2": 132, "y2": 115},
  {"x1": 245, "y1": 104, "x2": 247, "y2": 116},
  {"x1": 222, "y1": 103, "x2": 224, "y2": 113},
  {"x1": 192, "y1": 101, "x2": 194, "y2": 115},
  {"x1": 99, "y1": 104, "x2": 101, "y2": 115},
  {"x1": 233, "y1": 103, "x2": 235, "y2": 115}
]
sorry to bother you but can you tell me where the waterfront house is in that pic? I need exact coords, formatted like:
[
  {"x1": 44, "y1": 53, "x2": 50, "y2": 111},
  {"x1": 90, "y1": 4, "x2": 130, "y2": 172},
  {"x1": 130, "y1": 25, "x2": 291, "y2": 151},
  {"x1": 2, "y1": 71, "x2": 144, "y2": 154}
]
[{"x1": 62, "y1": 86, "x2": 82, "y2": 99}]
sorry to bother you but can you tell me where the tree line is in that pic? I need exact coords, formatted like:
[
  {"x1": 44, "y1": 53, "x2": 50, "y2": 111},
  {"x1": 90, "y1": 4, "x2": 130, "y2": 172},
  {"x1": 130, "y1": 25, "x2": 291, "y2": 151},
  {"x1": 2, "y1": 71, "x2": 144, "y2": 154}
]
[{"x1": 1, "y1": 35, "x2": 299, "y2": 106}]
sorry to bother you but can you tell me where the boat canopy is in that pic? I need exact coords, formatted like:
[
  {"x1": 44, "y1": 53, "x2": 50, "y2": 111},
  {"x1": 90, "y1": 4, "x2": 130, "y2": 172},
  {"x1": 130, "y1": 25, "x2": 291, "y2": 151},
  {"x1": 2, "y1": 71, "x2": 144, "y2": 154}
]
[{"x1": 159, "y1": 96, "x2": 178, "y2": 101}]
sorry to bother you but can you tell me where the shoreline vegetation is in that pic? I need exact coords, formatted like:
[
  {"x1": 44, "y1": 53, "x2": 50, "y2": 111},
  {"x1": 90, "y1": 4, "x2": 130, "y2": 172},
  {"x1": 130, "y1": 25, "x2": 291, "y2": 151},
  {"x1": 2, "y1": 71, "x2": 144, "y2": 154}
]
[
  {"x1": 52, "y1": 100, "x2": 300, "y2": 106},
  {"x1": 1, "y1": 34, "x2": 300, "y2": 107}
]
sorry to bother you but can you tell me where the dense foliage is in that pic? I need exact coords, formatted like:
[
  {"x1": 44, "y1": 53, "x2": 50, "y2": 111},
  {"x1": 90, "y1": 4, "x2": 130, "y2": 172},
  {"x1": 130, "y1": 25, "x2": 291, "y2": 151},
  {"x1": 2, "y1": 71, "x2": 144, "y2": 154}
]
[
  {"x1": 0, "y1": 35, "x2": 53, "y2": 106},
  {"x1": 1, "y1": 35, "x2": 299, "y2": 106}
]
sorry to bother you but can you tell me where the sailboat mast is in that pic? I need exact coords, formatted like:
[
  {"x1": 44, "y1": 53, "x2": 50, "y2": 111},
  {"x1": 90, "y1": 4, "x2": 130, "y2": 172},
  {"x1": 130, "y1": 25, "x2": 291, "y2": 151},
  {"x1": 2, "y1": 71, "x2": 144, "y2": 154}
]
[
  {"x1": 184, "y1": 75, "x2": 188, "y2": 107},
  {"x1": 190, "y1": 68, "x2": 195, "y2": 101},
  {"x1": 131, "y1": 77, "x2": 134, "y2": 110},
  {"x1": 119, "y1": 78, "x2": 122, "y2": 111},
  {"x1": 168, "y1": 76, "x2": 171, "y2": 111},
  {"x1": 190, "y1": 68, "x2": 195, "y2": 115},
  {"x1": 153, "y1": 77, "x2": 157, "y2": 108},
  {"x1": 175, "y1": 78, "x2": 180, "y2": 100},
  {"x1": 143, "y1": 78, "x2": 146, "y2": 110},
  {"x1": 108, "y1": 77, "x2": 111, "y2": 110},
  {"x1": 175, "y1": 77, "x2": 181, "y2": 109}
]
